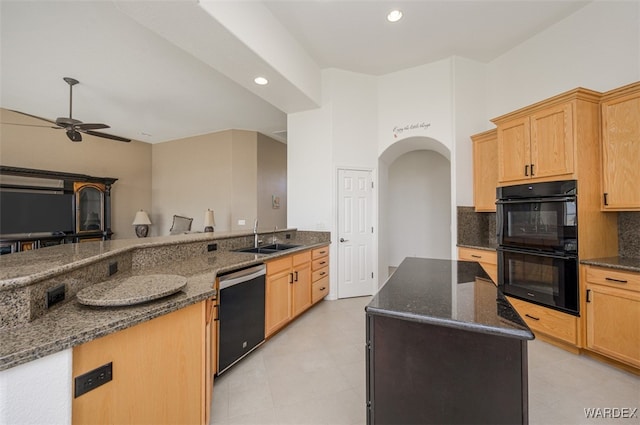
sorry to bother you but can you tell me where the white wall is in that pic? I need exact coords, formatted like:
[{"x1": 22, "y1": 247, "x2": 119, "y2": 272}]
[
  {"x1": 0, "y1": 349, "x2": 72, "y2": 425},
  {"x1": 452, "y1": 56, "x2": 489, "y2": 208},
  {"x1": 378, "y1": 59, "x2": 454, "y2": 156},
  {"x1": 387, "y1": 150, "x2": 451, "y2": 266},
  {"x1": 487, "y1": 0, "x2": 640, "y2": 119}
]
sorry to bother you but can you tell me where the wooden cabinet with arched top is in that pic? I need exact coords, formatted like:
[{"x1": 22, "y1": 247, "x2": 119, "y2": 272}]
[{"x1": 74, "y1": 182, "x2": 105, "y2": 234}]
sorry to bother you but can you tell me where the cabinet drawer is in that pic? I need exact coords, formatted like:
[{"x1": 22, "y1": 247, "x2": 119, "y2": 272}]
[
  {"x1": 585, "y1": 266, "x2": 640, "y2": 293},
  {"x1": 507, "y1": 297, "x2": 578, "y2": 345},
  {"x1": 312, "y1": 266, "x2": 329, "y2": 282},
  {"x1": 312, "y1": 277, "x2": 329, "y2": 303},
  {"x1": 292, "y1": 250, "x2": 311, "y2": 267},
  {"x1": 312, "y1": 245, "x2": 329, "y2": 260},
  {"x1": 312, "y1": 257, "x2": 329, "y2": 271},
  {"x1": 267, "y1": 256, "x2": 292, "y2": 275},
  {"x1": 458, "y1": 247, "x2": 497, "y2": 265}
]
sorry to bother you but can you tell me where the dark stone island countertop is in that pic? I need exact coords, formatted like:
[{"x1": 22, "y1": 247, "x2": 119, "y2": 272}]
[{"x1": 366, "y1": 257, "x2": 534, "y2": 341}]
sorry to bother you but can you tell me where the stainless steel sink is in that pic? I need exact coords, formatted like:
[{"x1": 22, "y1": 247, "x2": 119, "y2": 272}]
[
  {"x1": 261, "y1": 243, "x2": 300, "y2": 251},
  {"x1": 234, "y1": 243, "x2": 300, "y2": 254}
]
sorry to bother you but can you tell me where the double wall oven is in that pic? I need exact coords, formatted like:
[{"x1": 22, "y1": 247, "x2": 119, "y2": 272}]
[{"x1": 497, "y1": 180, "x2": 579, "y2": 316}]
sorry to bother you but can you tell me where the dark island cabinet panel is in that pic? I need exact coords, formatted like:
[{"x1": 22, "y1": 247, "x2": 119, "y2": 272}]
[{"x1": 366, "y1": 314, "x2": 528, "y2": 425}]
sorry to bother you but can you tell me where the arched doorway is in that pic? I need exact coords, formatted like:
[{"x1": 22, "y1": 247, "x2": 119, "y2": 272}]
[{"x1": 378, "y1": 136, "x2": 452, "y2": 283}]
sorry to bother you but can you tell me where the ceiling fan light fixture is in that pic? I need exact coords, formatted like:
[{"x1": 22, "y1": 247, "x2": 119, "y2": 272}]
[
  {"x1": 66, "y1": 129, "x2": 82, "y2": 142},
  {"x1": 254, "y1": 76, "x2": 269, "y2": 86},
  {"x1": 387, "y1": 9, "x2": 403, "y2": 23}
]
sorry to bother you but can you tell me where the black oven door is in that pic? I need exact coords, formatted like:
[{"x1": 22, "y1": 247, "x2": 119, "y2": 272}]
[
  {"x1": 498, "y1": 247, "x2": 579, "y2": 315},
  {"x1": 497, "y1": 196, "x2": 577, "y2": 253}
]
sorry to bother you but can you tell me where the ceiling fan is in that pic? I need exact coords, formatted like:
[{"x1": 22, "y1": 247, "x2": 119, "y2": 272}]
[{"x1": 4, "y1": 77, "x2": 131, "y2": 143}]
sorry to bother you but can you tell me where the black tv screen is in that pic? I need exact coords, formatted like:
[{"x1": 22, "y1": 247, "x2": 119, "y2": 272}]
[{"x1": 0, "y1": 191, "x2": 74, "y2": 235}]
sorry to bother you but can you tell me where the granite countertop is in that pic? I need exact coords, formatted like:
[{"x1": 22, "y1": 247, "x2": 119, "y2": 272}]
[
  {"x1": 0, "y1": 228, "x2": 298, "y2": 289},
  {"x1": 0, "y1": 232, "x2": 330, "y2": 371},
  {"x1": 366, "y1": 258, "x2": 534, "y2": 341},
  {"x1": 580, "y1": 256, "x2": 640, "y2": 273}
]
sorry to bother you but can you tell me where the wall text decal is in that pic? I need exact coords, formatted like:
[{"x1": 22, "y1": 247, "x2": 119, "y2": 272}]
[{"x1": 393, "y1": 122, "x2": 431, "y2": 138}]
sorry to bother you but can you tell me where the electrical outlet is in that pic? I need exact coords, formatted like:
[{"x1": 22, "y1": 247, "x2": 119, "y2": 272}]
[
  {"x1": 238, "y1": 219, "x2": 246, "y2": 226},
  {"x1": 108, "y1": 261, "x2": 118, "y2": 276},
  {"x1": 207, "y1": 243, "x2": 217, "y2": 252},
  {"x1": 74, "y1": 362, "x2": 113, "y2": 398},
  {"x1": 46, "y1": 285, "x2": 65, "y2": 308},
  {"x1": 285, "y1": 233, "x2": 291, "y2": 239}
]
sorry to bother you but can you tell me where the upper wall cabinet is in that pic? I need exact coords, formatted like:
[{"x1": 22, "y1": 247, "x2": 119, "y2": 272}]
[
  {"x1": 471, "y1": 129, "x2": 498, "y2": 212},
  {"x1": 600, "y1": 82, "x2": 640, "y2": 211},
  {"x1": 492, "y1": 88, "x2": 601, "y2": 186}
]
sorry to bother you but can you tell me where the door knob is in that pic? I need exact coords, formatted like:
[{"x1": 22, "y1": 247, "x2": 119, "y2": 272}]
[{"x1": 340, "y1": 238, "x2": 349, "y2": 243}]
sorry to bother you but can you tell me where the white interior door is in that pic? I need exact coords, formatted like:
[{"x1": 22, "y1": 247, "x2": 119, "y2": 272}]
[{"x1": 337, "y1": 169, "x2": 374, "y2": 298}]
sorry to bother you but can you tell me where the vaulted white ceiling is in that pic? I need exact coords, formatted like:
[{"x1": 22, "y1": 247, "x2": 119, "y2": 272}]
[{"x1": 0, "y1": 1, "x2": 590, "y2": 144}]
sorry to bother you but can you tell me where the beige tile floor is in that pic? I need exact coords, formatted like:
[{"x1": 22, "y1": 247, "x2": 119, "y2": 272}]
[{"x1": 210, "y1": 296, "x2": 639, "y2": 425}]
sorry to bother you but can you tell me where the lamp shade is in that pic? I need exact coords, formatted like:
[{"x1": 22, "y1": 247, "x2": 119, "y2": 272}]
[
  {"x1": 204, "y1": 209, "x2": 215, "y2": 232},
  {"x1": 132, "y1": 210, "x2": 152, "y2": 225}
]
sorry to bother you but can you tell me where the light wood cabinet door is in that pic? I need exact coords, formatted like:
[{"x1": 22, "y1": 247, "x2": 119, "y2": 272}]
[
  {"x1": 601, "y1": 84, "x2": 640, "y2": 210},
  {"x1": 72, "y1": 302, "x2": 206, "y2": 425},
  {"x1": 497, "y1": 116, "x2": 530, "y2": 183},
  {"x1": 585, "y1": 283, "x2": 640, "y2": 368},
  {"x1": 530, "y1": 103, "x2": 574, "y2": 179},
  {"x1": 265, "y1": 267, "x2": 293, "y2": 337},
  {"x1": 471, "y1": 129, "x2": 498, "y2": 212},
  {"x1": 292, "y1": 262, "x2": 311, "y2": 317}
]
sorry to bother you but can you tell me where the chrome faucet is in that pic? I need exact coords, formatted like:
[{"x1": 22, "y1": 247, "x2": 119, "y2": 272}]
[{"x1": 253, "y1": 219, "x2": 259, "y2": 248}]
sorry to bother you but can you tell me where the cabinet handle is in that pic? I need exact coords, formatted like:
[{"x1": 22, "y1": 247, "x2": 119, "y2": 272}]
[
  {"x1": 320, "y1": 272, "x2": 326, "y2": 276},
  {"x1": 294, "y1": 271, "x2": 299, "y2": 282},
  {"x1": 530, "y1": 163, "x2": 535, "y2": 176},
  {"x1": 319, "y1": 261, "x2": 327, "y2": 265},
  {"x1": 289, "y1": 273, "x2": 294, "y2": 284},
  {"x1": 525, "y1": 314, "x2": 540, "y2": 321},
  {"x1": 603, "y1": 193, "x2": 609, "y2": 206},
  {"x1": 320, "y1": 287, "x2": 326, "y2": 291},
  {"x1": 471, "y1": 254, "x2": 481, "y2": 259},
  {"x1": 524, "y1": 164, "x2": 529, "y2": 176},
  {"x1": 213, "y1": 304, "x2": 219, "y2": 322},
  {"x1": 586, "y1": 289, "x2": 591, "y2": 303},
  {"x1": 605, "y1": 277, "x2": 628, "y2": 284},
  {"x1": 320, "y1": 250, "x2": 327, "y2": 254}
]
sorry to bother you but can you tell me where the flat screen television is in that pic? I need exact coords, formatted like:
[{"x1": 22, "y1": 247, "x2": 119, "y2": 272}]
[{"x1": 0, "y1": 191, "x2": 74, "y2": 235}]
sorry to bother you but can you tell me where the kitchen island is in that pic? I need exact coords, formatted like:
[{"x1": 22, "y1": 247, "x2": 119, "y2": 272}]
[{"x1": 366, "y1": 257, "x2": 534, "y2": 425}]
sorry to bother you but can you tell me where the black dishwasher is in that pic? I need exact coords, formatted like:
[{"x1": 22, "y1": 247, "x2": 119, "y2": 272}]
[{"x1": 217, "y1": 264, "x2": 266, "y2": 375}]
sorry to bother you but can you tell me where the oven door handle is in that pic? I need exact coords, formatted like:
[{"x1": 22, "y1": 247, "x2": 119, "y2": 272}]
[
  {"x1": 497, "y1": 246, "x2": 577, "y2": 260},
  {"x1": 496, "y1": 196, "x2": 575, "y2": 205}
]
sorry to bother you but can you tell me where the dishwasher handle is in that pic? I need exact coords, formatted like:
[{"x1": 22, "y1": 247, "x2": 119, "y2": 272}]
[{"x1": 218, "y1": 264, "x2": 266, "y2": 290}]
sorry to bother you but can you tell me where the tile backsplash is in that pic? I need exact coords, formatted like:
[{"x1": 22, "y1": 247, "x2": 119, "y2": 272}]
[
  {"x1": 457, "y1": 207, "x2": 496, "y2": 248},
  {"x1": 619, "y1": 212, "x2": 640, "y2": 258}
]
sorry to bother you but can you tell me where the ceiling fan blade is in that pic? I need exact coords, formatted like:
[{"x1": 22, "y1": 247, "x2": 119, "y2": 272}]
[
  {"x1": 0, "y1": 122, "x2": 59, "y2": 129},
  {"x1": 82, "y1": 129, "x2": 131, "y2": 143},
  {"x1": 8, "y1": 109, "x2": 59, "y2": 126},
  {"x1": 66, "y1": 129, "x2": 82, "y2": 142},
  {"x1": 75, "y1": 123, "x2": 110, "y2": 131}
]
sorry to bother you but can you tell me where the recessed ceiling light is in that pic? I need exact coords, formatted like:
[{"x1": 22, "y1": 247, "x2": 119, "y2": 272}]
[
  {"x1": 254, "y1": 76, "x2": 269, "y2": 85},
  {"x1": 387, "y1": 9, "x2": 403, "y2": 23}
]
